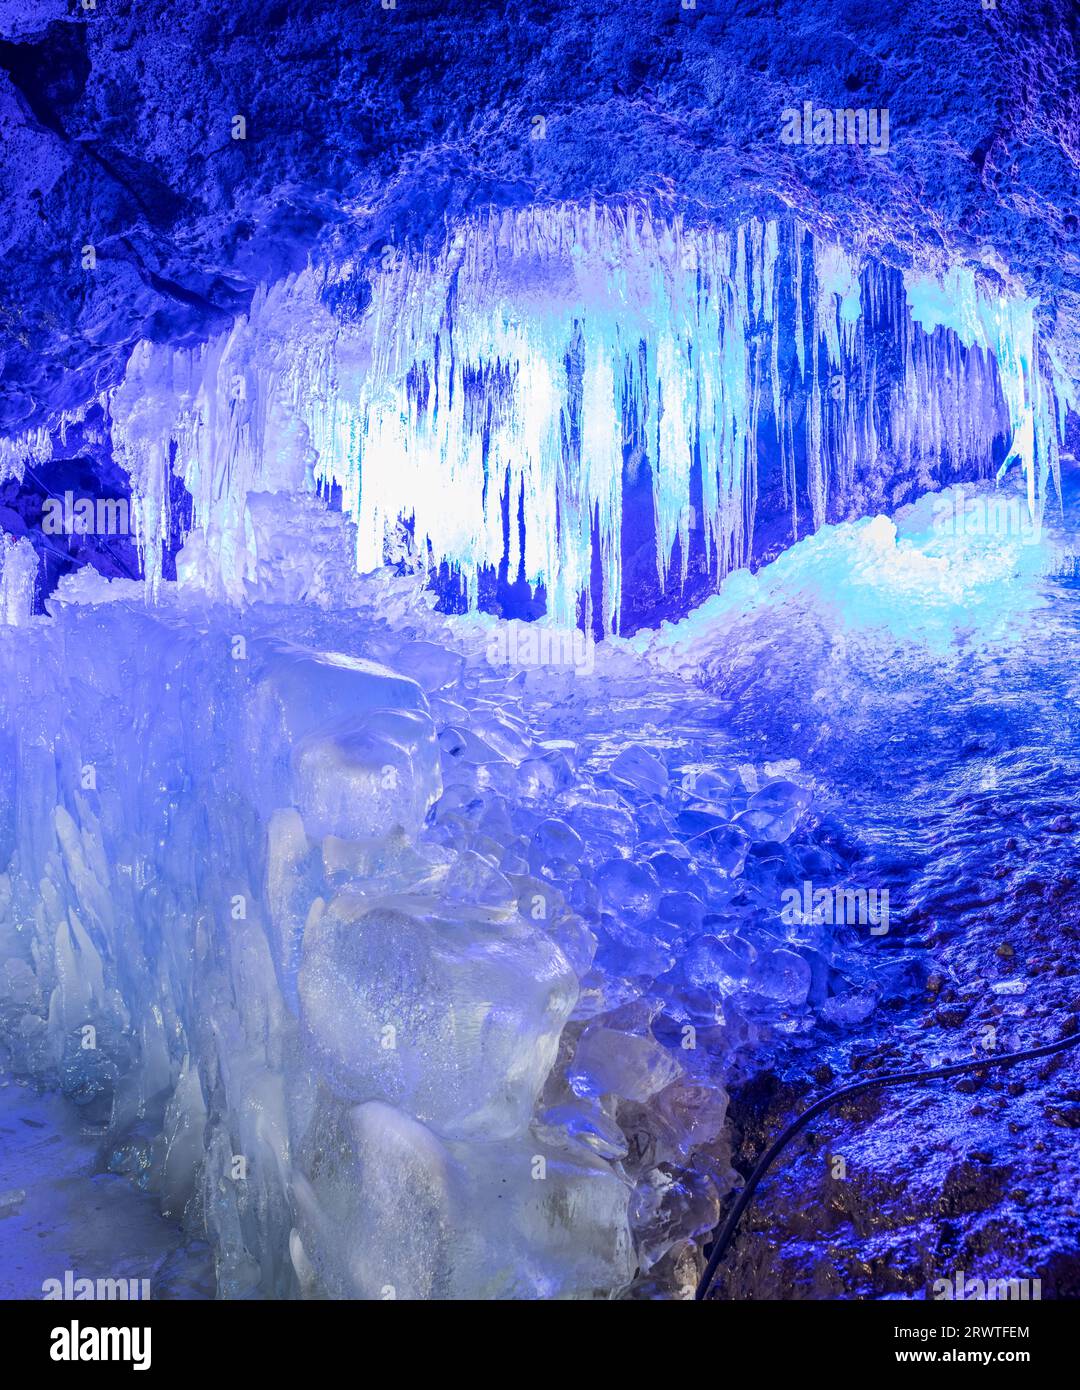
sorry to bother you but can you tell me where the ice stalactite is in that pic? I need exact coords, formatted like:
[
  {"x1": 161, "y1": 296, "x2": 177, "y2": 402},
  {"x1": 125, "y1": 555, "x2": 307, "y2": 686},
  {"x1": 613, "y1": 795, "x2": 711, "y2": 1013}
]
[
  {"x1": 796, "y1": 243, "x2": 1012, "y2": 531},
  {"x1": 64, "y1": 206, "x2": 1074, "y2": 628},
  {"x1": 309, "y1": 206, "x2": 768, "y2": 633},
  {"x1": 0, "y1": 426, "x2": 52, "y2": 486},
  {"x1": 0, "y1": 406, "x2": 98, "y2": 488},
  {"x1": 106, "y1": 277, "x2": 334, "y2": 601},
  {"x1": 904, "y1": 266, "x2": 1073, "y2": 522}
]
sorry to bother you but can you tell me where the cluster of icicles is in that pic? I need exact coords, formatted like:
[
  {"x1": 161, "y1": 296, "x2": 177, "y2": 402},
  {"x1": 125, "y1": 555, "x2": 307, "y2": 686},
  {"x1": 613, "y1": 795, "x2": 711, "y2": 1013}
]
[{"x1": 2, "y1": 206, "x2": 1072, "y2": 630}]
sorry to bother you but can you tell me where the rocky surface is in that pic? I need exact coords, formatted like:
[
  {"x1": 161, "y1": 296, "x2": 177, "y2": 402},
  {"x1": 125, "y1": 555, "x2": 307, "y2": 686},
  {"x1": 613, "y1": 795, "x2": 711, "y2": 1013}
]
[
  {"x1": 0, "y1": 0, "x2": 1078, "y2": 436},
  {"x1": 709, "y1": 846, "x2": 1080, "y2": 1300}
]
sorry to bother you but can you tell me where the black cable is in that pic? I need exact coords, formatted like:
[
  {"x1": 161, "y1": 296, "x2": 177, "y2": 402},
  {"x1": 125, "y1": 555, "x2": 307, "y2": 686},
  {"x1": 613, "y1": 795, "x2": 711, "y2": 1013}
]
[{"x1": 695, "y1": 1026, "x2": 1080, "y2": 1301}]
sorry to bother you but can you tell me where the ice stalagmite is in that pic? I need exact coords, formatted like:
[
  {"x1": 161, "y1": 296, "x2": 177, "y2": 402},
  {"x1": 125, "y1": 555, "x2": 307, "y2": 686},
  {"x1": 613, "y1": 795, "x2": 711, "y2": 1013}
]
[{"x1": 0, "y1": 536, "x2": 38, "y2": 625}]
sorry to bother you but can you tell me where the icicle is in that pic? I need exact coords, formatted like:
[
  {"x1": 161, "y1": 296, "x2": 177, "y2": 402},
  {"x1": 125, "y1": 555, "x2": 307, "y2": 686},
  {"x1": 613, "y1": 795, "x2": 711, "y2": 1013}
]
[
  {"x1": 904, "y1": 265, "x2": 1067, "y2": 519},
  {"x1": 0, "y1": 423, "x2": 55, "y2": 485},
  {"x1": 762, "y1": 221, "x2": 779, "y2": 327},
  {"x1": 807, "y1": 331, "x2": 826, "y2": 529},
  {"x1": 76, "y1": 204, "x2": 1073, "y2": 632},
  {"x1": 793, "y1": 223, "x2": 806, "y2": 383}
]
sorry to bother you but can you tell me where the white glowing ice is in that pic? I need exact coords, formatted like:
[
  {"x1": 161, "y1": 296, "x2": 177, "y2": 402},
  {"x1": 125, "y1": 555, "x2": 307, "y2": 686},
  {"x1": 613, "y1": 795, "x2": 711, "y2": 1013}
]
[
  {"x1": 0, "y1": 562, "x2": 727, "y2": 1299},
  {"x1": 0, "y1": 535, "x2": 38, "y2": 625},
  {"x1": 87, "y1": 205, "x2": 1070, "y2": 631}
]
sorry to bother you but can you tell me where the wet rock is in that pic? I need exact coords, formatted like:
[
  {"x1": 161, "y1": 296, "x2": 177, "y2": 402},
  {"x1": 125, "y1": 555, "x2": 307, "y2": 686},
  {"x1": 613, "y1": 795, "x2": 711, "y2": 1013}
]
[{"x1": 938, "y1": 1159, "x2": 1010, "y2": 1217}]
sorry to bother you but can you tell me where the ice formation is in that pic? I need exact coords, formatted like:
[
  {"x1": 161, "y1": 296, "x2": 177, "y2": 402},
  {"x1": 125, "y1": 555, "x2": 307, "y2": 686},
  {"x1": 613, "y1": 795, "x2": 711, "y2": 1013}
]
[
  {"x1": 52, "y1": 205, "x2": 1068, "y2": 632},
  {"x1": 0, "y1": 426, "x2": 52, "y2": 486},
  {"x1": 631, "y1": 476, "x2": 1067, "y2": 678},
  {"x1": 5, "y1": 469, "x2": 1062, "y2": 1297},
  {"x1": 0, "y1": 536, "x2": 39, "y2": 626},
  {"x1": 2, "y1": 200, "x2": 1077, "y2": 1300},
  {"x1": 904, "y1": 265, "x2": 1073, "y2": 518},
  {"x1": 1, "y1": 551, "x2": 792, "y2": 1298}
]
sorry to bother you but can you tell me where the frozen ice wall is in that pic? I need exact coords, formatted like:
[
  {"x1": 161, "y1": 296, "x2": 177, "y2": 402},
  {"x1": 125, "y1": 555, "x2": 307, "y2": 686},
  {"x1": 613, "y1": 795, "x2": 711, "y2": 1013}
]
[
  {"x1": 3, "y1": 547, "x2": 790, "y2": 1298},
  {"x1": 65, "y1": 206, "x2": 1070, "y2": 634},
  {"x1": 0, "y1": 587, "x2": 617, "y2": 1296}
]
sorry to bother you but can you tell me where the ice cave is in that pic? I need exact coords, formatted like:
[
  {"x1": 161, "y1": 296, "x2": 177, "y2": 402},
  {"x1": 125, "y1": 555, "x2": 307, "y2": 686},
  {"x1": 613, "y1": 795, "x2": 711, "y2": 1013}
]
[{"x1": 0, "y1": 0, "x2": 1079, "y2": 1328}]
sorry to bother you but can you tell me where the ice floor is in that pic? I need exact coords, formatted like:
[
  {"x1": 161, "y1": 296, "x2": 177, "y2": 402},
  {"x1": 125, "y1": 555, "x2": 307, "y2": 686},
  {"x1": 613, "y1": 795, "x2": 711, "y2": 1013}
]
[
  {"x1": 0, "y1": 1059, "x2": 211, "y2": 1300},
  {"x1": 1, "y1": 473, "x2": 1078, "y2": 1299}
]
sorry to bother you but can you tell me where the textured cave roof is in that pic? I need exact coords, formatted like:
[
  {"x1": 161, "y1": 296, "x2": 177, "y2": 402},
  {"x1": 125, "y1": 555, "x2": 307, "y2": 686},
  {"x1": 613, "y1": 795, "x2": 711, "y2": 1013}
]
[{"x1": 0, "y1": 0, "x2": 1077, "y2": 435}]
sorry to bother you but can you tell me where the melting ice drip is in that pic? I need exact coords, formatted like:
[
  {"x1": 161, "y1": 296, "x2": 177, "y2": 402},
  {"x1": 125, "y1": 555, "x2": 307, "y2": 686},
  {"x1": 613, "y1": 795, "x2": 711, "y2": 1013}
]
[{"x1": 1, "y1": 207, "x2": 1072, "y2": 629}]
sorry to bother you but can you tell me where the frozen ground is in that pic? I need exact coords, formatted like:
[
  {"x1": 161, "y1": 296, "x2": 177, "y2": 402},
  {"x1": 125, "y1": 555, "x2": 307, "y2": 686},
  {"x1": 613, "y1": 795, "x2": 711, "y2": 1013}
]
[
  {"x1": 1, "y1": 471, "x2": 1077, "y2": 1298},
  {"x1": 0, "y1": 1060, "x2": 210, "y2": 1300}
]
